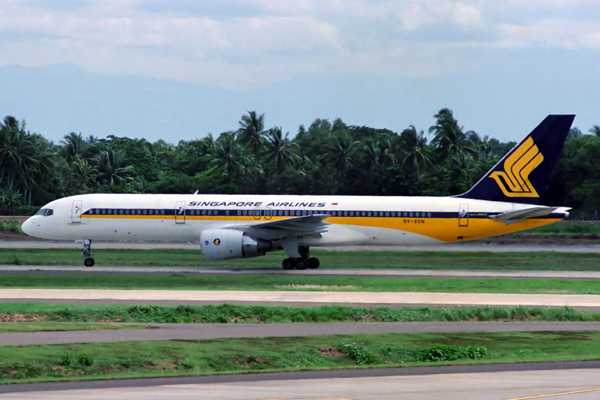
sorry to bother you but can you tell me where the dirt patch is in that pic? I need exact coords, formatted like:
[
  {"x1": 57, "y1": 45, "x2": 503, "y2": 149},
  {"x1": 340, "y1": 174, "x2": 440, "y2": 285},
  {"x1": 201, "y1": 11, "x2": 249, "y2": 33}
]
[
  {"x1": 319, "y1": 346, "x2": 345, "y2": 357},
  {"x1": 0, "y1": 313, "x2": 45, "y2": 322}
]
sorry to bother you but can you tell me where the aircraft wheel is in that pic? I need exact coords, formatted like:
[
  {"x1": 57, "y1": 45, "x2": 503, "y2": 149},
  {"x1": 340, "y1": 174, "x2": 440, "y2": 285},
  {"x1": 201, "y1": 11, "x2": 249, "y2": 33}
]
[
  {"x1": 295, "y1": 258, "x2": 308, "y2": 270},
  {"x1": 84, "y1": 258, "x2": 95, "y2": 267},
  {"x1": 308, "y1": 257, "x2": 320, "y2": 269},
  {"x1": 282, "y1": 258, "x2": 296, "y2": 270}
]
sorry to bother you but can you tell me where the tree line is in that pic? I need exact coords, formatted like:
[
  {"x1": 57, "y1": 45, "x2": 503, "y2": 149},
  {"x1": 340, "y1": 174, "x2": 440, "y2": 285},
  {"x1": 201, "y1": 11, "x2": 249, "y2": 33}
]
[{"x1": 1, "y1": 109, "x2": 599, "y2": 217}]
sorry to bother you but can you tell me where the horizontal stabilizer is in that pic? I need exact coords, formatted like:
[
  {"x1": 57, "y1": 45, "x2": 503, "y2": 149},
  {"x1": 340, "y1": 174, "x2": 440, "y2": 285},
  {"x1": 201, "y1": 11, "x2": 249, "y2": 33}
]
[{"x1": 490, "y1": 206, "x2": 560, "y2": 225}]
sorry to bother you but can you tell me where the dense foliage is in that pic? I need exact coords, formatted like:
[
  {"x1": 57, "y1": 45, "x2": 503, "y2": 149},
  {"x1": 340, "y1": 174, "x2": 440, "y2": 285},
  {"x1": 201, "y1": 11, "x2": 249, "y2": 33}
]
[{"x1": 1, "y1": 109, "x2": 599, "y2": 216}]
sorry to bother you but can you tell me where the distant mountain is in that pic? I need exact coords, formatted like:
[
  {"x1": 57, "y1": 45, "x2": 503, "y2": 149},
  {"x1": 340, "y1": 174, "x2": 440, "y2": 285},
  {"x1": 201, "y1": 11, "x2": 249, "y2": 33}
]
[{"x1": 0, "y1": 52, "x2": 596, "y2": 143}]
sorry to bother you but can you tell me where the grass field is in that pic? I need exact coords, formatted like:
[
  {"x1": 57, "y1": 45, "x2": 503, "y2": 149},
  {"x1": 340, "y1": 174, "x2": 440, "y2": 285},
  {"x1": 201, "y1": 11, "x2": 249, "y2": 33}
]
[
  {"x1": 0, "y1": 303, "x2": 596, "y2": 323},
  {"x1": 1, "y1": 331, "x2": 599, "y2": 383},
  {"x1": 2, "y1": 248, "x2": 600, "y2": 270},
  {"x1": 0, "y1": 322, "x2": 150, "y2": 333},
  {"x1": 512, "y1": 222, "x2": 600, "y2": 236},
  {"x1": 1, "y1": 273, "x2": 600, "y2": 294}
]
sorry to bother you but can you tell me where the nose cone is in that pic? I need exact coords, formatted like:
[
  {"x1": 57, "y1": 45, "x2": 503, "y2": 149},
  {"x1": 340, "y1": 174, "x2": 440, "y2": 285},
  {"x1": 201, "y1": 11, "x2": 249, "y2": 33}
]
[{"x1": 21, "y1": 218, "x2": 34, "y2": 237}]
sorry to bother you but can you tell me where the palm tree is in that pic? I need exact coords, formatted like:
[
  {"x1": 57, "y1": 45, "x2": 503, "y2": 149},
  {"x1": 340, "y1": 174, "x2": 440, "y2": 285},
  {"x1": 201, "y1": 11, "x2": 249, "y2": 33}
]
[
  {"x1": 96, "y1": 149, "x2": 134, "y2": 187},
  {"x1": 237, "y1": 111, "x2": 268, "y2": 192},
  {"x1": 400, "y1": 125, "x2": 432, "y2": 177},
  {"x1": 71, "y1": 159, "x2": 99, "y2": 190},
  {"x1": 429, "y1": 108, "x2": 478, "y2": 161},
  {"x1": 590, "y1": 125, "x2": 600, "y2": 137},
  {"x1": 323, "y1": 131, "x2": 361, "y2": 193},
  {"x1": 264, "y1": 127, "x2": 301, "y2": 175},
  {"x1": 212, "y1": 132, "x2": 248, "y2": 185},
  {"x1": 60, "y1": 132, "x2": 87, "y2": 163}
]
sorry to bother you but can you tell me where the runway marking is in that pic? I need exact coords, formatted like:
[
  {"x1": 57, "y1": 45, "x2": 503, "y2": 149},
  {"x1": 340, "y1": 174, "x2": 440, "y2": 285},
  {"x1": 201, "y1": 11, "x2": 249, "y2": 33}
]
[{"x1": 504, "y1": 386, "x2": 600, "y2": 399}]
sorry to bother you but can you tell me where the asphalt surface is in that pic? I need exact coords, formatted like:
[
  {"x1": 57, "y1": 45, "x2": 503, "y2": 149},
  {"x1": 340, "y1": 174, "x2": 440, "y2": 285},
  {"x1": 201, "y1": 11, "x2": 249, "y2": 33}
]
[
  {"x1": 3, "y1": 321, "x2": 600, "y2": 346},
  {"x1": 4, "y1": 265, "x2": 600, "y2": 280},
  {"x1": 3, "y1": 240, "x2": 600, "y2": 253},
  {"x1": 3, "y1": 366, "x2": 600, "y2": 399}
]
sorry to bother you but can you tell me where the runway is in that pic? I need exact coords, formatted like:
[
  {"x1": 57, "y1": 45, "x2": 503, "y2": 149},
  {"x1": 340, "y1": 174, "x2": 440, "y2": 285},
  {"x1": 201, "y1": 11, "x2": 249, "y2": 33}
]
[
  {"x1": 3, "y1": 288, "x2": 600, "y2": 308},
  {"x1": 3, "y1": 321, "x2": 600, "y2": 346},
  {"x1": 2, "y1": 367, "x2": 600, "y2": 399},
  {"x1": 3, "y1": 264, "x2": 600, "y2": 280},
  {"x1": 3, "y1": 240, "x2": 600, "y2": 253}
]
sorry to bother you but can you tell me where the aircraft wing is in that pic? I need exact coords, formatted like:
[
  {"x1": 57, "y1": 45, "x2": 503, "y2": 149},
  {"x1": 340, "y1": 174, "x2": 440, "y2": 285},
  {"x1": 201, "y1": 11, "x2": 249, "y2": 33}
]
[
  {"x1": 226, "y1": 214, "x2": 330, "y2": 239},
  {"x1": 490, "y1": 206, "x2": 561, "y2": 225}
]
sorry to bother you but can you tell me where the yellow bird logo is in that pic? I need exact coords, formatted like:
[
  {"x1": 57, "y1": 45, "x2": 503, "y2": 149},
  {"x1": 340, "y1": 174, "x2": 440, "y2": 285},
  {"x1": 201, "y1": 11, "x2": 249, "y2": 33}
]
[
  {"x1": 213, "y1": 238, "x2": 221, "y2": 246},
  {"x1": 489, "y1": 137, "x2": 543, "y2": 198}
]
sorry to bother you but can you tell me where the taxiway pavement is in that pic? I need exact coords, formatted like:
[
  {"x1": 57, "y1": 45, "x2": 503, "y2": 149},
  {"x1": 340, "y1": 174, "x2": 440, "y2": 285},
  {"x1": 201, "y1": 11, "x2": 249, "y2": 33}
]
[{"x1": 2, "y1": 367, "x2": 600, "y2": 399}]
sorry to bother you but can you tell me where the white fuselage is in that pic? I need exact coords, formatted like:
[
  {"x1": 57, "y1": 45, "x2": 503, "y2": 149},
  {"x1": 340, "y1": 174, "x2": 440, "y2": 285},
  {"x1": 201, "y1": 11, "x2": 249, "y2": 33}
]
[{"x1": 21, "y1": 193, "x2": 567, "y2": 250}]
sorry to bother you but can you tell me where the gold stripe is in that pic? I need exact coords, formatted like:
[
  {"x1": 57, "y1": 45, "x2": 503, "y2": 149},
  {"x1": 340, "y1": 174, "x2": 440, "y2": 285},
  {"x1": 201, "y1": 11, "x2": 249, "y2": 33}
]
[{"x1": 81, "y1": 215, "x2": 563, "y2": 242}]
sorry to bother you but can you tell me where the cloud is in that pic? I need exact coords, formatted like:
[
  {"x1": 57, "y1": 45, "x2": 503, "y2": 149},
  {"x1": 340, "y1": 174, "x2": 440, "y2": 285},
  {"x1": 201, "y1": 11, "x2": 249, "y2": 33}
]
[{"x1": 0, "y1": 0, "x2": 598, "y2": 90}]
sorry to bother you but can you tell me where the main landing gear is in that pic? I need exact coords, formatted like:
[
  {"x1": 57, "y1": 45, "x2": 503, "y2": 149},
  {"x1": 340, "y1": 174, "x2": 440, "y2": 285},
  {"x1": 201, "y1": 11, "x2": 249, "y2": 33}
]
[
  {"x1": 82, "y1": 239, "x2": 95, "y2": 267},
  {"x1": 281, "y1": 246, "x2": 320, "y2": 270}
]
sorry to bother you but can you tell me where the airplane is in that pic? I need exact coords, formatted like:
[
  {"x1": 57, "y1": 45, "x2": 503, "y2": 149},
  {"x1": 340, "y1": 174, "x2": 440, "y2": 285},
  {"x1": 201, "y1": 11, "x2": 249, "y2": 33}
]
[{"x1": 21, "y1": 115, "x2": 575, "y2": 270}]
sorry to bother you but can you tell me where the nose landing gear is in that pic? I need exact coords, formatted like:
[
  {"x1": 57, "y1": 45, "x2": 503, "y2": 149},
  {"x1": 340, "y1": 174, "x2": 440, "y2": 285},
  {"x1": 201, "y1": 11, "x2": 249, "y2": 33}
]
[{"x1": 82, "y1": 239, "x2": 95, "y2": 267}]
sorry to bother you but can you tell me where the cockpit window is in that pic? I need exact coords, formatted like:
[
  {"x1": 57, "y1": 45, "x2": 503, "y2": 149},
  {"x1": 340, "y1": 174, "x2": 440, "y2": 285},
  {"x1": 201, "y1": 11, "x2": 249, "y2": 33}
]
[{"x1": 35, "y1": 208, "x2": 54, "y2": 217}]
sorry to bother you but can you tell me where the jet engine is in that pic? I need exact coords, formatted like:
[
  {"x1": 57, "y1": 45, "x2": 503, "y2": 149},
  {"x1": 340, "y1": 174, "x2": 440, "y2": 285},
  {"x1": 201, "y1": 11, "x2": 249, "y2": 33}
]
[{"x1": 200, "y1": 229, "x2": 273, "y2": 260}]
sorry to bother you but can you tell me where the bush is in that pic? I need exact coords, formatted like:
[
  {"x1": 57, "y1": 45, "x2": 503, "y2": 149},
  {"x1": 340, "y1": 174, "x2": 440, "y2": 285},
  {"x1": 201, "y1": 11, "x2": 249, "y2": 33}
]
[
  {"x1": 337, "y1": 342, "x2": 380, "y2": 365},
  {"x1": 417, "y1": 344, "x2": 488, "y2": 362},
  {"x1": 60, "y1": 353, "x2": 74, "y2": 367},
  {"x1": 78, "y1": 354, "x2": 94, "y2": 367}
]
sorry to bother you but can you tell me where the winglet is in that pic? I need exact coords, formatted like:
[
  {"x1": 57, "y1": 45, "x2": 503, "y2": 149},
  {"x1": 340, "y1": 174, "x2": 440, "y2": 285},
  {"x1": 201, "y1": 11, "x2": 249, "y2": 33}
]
[{"x1": 456, "y1": 115, "x2": 575, "y2": 204}]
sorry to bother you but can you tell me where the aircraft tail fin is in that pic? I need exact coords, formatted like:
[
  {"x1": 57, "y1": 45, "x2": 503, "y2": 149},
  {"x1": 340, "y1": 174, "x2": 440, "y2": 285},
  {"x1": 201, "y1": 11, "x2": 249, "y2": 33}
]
[{"x1": 456, "y1": 115, "x2": 575, "y2": 204}]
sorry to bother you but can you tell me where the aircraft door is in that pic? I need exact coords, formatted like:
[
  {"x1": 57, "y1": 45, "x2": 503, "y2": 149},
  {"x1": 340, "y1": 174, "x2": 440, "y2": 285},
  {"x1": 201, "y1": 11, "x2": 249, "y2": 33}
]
[
  {"x1": 264, "y1": 207, "x2": 272, "y2": 220},
  {"x1": 458, "y1": 203, "x2": 469, "y2": 227},
  {"x1": 175, "y1": 201, "x2": 186, "y2": 224},
  {"x1": 71, "y1": 200, "x2": 83, "y2": 223}
]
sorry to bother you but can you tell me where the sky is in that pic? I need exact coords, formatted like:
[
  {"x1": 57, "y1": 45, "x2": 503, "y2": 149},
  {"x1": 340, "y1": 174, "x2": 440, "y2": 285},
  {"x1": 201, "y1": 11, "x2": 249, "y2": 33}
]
[{"x1": 0, "y1": 0, "x2": 599, "y2": 142}]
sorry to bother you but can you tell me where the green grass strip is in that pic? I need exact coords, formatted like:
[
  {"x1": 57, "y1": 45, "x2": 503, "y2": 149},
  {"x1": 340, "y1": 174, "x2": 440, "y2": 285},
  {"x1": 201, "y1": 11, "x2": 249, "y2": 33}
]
[
  {"x1": 1, "y1": 303, "x2": 598, "y2": 323},
  {"x1": 2, "y1": 273, "x2": 600, "y2": 294},
  {"x1": 1, "y1": 331, "x2": 599, "y2": 383},
  {"x1": 0, "y1": 322, "x2": 150, "y2": 334},
  {"x1": 2, "y1": 248, "x2": 600, "y2": 270}
]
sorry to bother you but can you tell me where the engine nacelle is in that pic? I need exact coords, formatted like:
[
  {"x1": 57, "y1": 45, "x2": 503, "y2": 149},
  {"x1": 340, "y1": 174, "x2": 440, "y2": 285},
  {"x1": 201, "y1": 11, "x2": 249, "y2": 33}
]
[{"x1": 200, "y1": 229, "x2": 273, "y2": 260}]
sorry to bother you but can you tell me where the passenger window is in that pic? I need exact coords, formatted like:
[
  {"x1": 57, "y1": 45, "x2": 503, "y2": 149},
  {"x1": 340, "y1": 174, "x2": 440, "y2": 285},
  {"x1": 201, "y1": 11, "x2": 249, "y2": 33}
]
[
  {"x1": 385, "y1": 212, "x2": 390, "y2": 217},
  {"x1": 125, "y1": 210, "x2": 129, "y2": 215},
  {"x1": 349, "y1": 211, "x2": 354, "y2": 216},
  {"x1": 137, "y1": 210, "x2": 141, "y2": 215},
  {"x1": 161, "y1": 210, "x2": 165, "y2": 215},
  {"x1": 343, "y1": 211, "x2": 348, "y2": 216}
]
